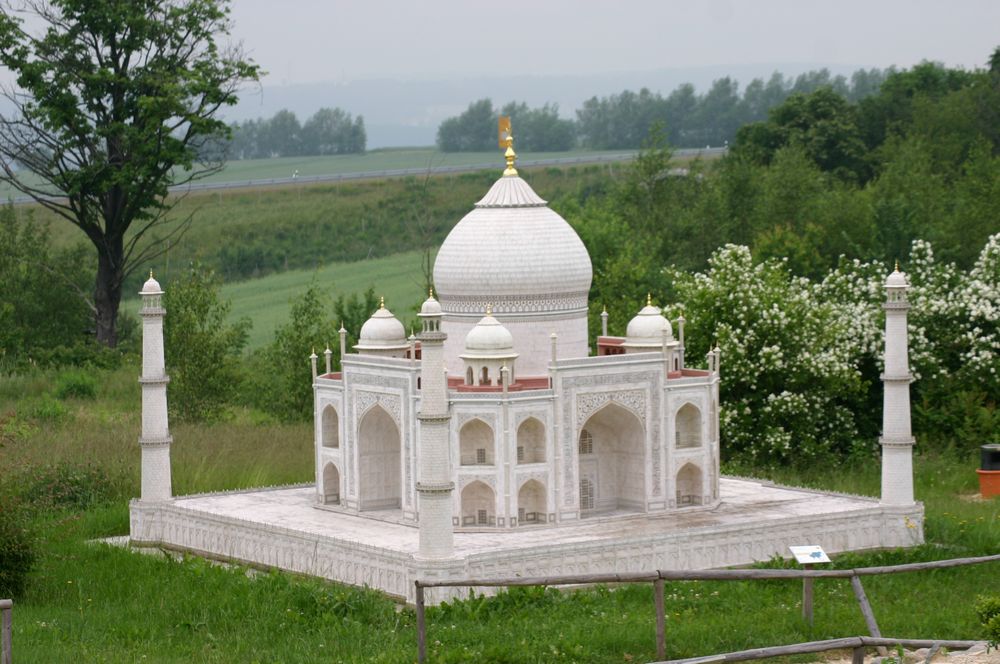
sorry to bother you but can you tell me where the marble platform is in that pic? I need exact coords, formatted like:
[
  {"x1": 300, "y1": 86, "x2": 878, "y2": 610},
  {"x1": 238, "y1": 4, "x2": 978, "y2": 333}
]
[{"x1": 129, "y1": 478, "x2": 924, "y2": 604}]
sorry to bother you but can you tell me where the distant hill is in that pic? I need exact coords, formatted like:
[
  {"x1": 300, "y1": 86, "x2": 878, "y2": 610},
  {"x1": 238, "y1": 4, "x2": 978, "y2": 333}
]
[{"x1": 229, "y1": 63, "x2": 862, "y2": 148}]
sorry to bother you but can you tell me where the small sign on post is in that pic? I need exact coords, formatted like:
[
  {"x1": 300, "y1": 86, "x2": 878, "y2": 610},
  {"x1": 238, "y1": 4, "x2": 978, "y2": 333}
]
[{"x1": 790, "y1": 545, "x2": 829, "y2": 628}]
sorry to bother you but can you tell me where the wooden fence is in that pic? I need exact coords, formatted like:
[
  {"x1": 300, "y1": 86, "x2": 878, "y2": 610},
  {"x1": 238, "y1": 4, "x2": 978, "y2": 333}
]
[
  {"x1": 1, "y1": 599, "x2": 11, "y2": 664},
  {"x1": 414, "y1": 553, "x2": 1000, "y2": 664}
]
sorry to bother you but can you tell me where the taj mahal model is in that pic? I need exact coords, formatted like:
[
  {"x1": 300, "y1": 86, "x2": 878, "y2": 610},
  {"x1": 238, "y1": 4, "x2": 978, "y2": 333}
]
[{"x1": 129, "y1": 139, "x2": 924, "y2": 604}]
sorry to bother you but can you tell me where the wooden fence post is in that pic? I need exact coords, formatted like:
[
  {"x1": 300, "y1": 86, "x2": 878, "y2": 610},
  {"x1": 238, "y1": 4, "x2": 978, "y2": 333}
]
[
  {"x1": 654, "y1": 578, "x2": 666, "y2": 660},
  {"x1": 850, "y1": 575, "x2": 886, "y2": 656},
  {"x1": 852, "y1": 645, "x2": 865, "y2": 664},
  {"x1": 802, "y1": 563, "x2": 814, "y2": 627},
  {"x1": 416, "y1": 584, "x2": 426, "y2": 664},
  {"x1": 1, "y1": 599, "x2": 12, "y2": 664}
]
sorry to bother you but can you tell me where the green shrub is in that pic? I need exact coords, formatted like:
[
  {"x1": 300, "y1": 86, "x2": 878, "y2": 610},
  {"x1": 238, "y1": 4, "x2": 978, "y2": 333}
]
[
  {"x1": 21, "y1": 395, "x2": 67, "y2": 421},
  {"x1": 976, "y1": 595, "x2": 1000, "y2": 649},
  {"x1": 0, "y1": 502, "x2": 35, "y2": 598},
  {"x1": 54, "y1": 369, "x2": 98, "y2": 400},
  {"x1": 19, "y1": 462, "x2": 116, "y2": 510}
]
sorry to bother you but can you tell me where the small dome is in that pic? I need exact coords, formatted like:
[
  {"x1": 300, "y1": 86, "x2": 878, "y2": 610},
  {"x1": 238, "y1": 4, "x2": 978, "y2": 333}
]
[
  {"x1": 886, "y1": 269, "x2": 908, "y2": 287},
  {"x1": 462, "y1": 313, "x2": 516, "y2": 358},
  {"x1": 623, "y1": 303, "x2": 673, "y2": 348},
  {"x1": 140, "y1": 273, "x2": 162, "y2": 295},
  {"x1": 355, "y1": 302, "x2": 407, "y2": 350},
  {"x1": 419, "y1": 293, "x2": 442, "y2": 316}
]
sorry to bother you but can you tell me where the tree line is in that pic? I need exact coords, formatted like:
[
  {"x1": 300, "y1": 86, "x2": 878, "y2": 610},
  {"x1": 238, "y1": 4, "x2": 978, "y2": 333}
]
[
  {"x1": 227, "y1": 108, "x2": 367, "y2": 159},
  {"x1": 436, "y1": 67, "x2": 889, "y2": 152},
  {"x1": 569, "y1": 50, "x2": 1000, "y2": 461}
]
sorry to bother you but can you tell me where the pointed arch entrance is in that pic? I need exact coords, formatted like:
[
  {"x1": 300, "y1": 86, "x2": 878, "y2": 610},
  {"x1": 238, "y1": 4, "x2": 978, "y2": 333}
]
[
  {"x1": 322, "y1": 405, "x2": 340, "y2": 448},
  {"x1": 675, "y1": 403, "x2": 701, "y2": 448},
  {"x1": 358, "y1": 405, "x2": 401, "y2": 511},
  {"x1": 578, "y1": 402, "x2": 645, "y2": 516},
  {"x1": 322, "y1": 463, "x2": 340, "y2": 505},
  {"x1": 676, "y1": 463, "x2": 703, "y2": 507},
  {"x1": 460, "y1": 481, "x2": 495, "y2": 526},
  {"x1": 517, "y1": 479, "x2": 546, "y2": 525}
]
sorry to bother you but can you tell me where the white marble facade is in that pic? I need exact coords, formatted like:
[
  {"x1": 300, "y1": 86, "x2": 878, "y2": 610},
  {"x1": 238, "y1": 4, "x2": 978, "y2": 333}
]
[
  {"x1": 313, "y1": 167, "x2": 720, "y2": 535},
  {"x1": 314, "y1": 351, "x2": 720, "y2": 528}
]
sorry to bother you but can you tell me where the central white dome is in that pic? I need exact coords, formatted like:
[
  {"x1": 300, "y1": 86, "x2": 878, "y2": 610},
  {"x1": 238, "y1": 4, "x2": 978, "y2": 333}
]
[
  {"x1": 433, "y1": 176, "x2": 592, "y2": 316},
  {"x1": 434, "y1": 174, "x2": 593, "y2": 375}
]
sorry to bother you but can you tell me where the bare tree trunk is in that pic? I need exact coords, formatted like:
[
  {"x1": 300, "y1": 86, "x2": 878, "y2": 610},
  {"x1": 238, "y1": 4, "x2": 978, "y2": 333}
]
[{"x1": 93, "y1": 237, "x2": 124, "y2": 348}]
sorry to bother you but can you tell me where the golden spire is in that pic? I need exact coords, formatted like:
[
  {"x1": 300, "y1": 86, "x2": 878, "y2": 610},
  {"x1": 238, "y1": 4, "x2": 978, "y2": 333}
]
[
  {"x1": 486, "y1": 303, "x2": 493, "y2": 316},
  {"x1": 149, "y1": 269, "x2": 154, "y2": 279},
  {"x1": 895, "y1": 260, "x2": 900, "y2": 272},
  {"x1": 379, "y1": 296, "x2": 385, "y2": 309},
  {"x1": 499, "y1": 115, "x2": 517, "y2": 177},
  {"x1": 646, "y1": 293, "x2": 652, "y2": 307},
  {"x1": 429, "y1": 287, "x2": 434, "y2": 299},
  {"x1": 602, "y1": 304, "x2": 607, "y2": 314}
]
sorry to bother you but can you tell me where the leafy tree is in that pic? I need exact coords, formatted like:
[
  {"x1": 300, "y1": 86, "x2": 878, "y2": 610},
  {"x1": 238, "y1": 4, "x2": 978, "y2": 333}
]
[
  {"x1": 162, "y1": 265, "x2": 250, "y2": 421},
  {"x1": 857, "y1": 61, "x2": 974, "y2": 150},
  {"x1": 261, "y1": 109, "x2": 302, "y2": 157},
  {"x1": 436, "y1": 98, "x2": 495, "y2": 152},
  {"x1": 246, "y1": 286, "x2": 379, "y2": 421},
  {"x1": 0, "y1": 204, "x2": 94, "y2": 370},
  {"x1": 0, "y1": 0, "x2": 260, "y2": 347},
  {"x1": 301, "y1": 108, "x2": 366, "y2": 155},
  {"x1": 498, "y1": 101, "x2": 574, "y2": 152},
  {"x1": 733, "y1": 87, "x2": 869, "y2": 182}
]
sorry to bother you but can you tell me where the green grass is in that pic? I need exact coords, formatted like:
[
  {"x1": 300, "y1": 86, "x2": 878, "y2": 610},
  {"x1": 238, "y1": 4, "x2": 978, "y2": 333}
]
[
  {"x1": 24, "y1": 163, "x2": 618, "y2": 294},
  {"x1": 217, "y1": 249, "x2": 429, "y2": 349},
  {"x1": 1, "y1": 364, "x2": 998, "y2": 663},
  {"x1": 123, "y1": 249, "x2": 429, "y2": 349}
]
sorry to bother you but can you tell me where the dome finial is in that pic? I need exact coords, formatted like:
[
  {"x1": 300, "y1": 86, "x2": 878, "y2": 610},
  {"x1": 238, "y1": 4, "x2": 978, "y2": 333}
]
[
  {"x1": 379, "y1": 296, "x2": 385, "y2": 310},
  {"x1": 895, "y1": 260, "x2": 900, "y2": 272},
  {"x1": 647, "y1": 292, "x2": 652, "y2": 307},
  {"x1": 429, "y1": 286, "x2": 435, "y2": 299},
  {"x1": 486, "y1": 303, "x2": 493, "y2": 316},
  {"x1": 149, "y1": 269, "x2": 154, "y2": 279},
  {"x1": 499, "y1": 115, "x2": 517, "y2": 177}
]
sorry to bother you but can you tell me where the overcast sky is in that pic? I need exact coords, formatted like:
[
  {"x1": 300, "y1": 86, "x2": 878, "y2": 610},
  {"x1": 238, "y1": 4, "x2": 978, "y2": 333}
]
[{"x1": 229, "y1": 0, "x2": 1000, "y2": 86}]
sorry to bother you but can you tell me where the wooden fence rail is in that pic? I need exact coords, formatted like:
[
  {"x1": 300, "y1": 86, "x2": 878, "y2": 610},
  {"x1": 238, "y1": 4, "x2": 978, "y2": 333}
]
[
  {"x1": 658, "y1": 636, "x2": 981, "y2": 664},
  {"x1": 414, "y1": 553, "x2": 1000, "y2": 663},
  {"x1": 1, "y1": 599, "x2": 12, "y2": 664}
]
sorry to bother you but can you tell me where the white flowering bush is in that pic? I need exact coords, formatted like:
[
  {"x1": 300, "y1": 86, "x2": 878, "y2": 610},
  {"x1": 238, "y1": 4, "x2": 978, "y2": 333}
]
[
  {"x1": 822, "y1": 234, "x2": 1000, "y2": 447},
  {"x1": 665, "y1": 245, "x2": 867, "y2": 464},
  {"x1": 668, "y1": 234, "x2": 1000, "y2": 464}
]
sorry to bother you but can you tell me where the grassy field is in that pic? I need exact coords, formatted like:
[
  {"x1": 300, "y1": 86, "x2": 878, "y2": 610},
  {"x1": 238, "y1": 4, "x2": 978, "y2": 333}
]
[
  {"x1": 218, "y1": 249, "x2": 429, "y2": 349},
  {"x1": 25, "y1": 162, "x2": 617, "y2": 293},
  {"x1": 1, "y1": 364, "x2": 997, "y2": 663},
  {"x1": 122, "y1": 249, "x2": 429, "y2": 349}
]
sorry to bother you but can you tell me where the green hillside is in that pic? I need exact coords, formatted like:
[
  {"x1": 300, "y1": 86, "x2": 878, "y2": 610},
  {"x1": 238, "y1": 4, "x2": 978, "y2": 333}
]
[
  {"x1": 32, "y1": 163, "x2": 618, "y2": 295},
  {"x1": 219, "y1": 249, "x2": 428, "y2": 349}
]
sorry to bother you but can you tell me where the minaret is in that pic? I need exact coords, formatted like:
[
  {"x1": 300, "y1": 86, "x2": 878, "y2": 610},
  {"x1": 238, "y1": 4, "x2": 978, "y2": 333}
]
[
  {"x1": 880, "y1": 265, "x2": 915, "y2": 506},
  {"x1": 416, "y1": 290, "x2": 454, "y2": 559},
  {"x1": 139, "y1": 272, "x2": 172, "y2": 502}
]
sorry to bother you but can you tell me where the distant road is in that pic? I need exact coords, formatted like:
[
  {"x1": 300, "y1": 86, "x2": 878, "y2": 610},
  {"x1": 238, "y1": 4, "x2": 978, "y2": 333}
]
[{"x1": 7, "y1": 147, "x2": 727, "y2": 204}]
